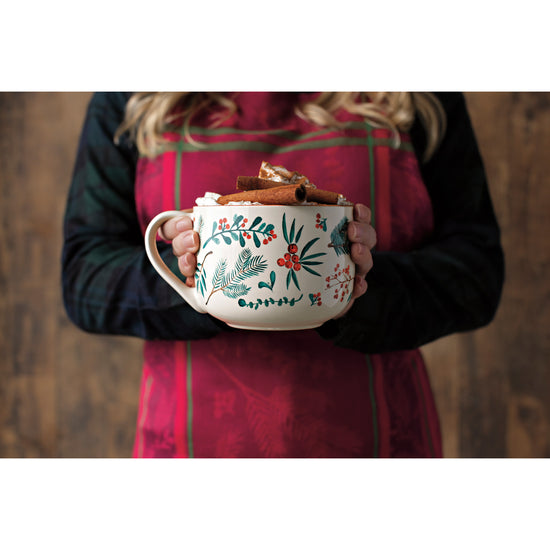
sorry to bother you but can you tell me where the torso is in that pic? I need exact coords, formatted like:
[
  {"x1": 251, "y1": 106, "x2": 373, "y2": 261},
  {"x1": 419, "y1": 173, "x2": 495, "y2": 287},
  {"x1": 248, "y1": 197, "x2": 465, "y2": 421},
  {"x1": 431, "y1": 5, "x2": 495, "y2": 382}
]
[{"x1": 132, "y1": 92, "x2": 442, "y2": 458}]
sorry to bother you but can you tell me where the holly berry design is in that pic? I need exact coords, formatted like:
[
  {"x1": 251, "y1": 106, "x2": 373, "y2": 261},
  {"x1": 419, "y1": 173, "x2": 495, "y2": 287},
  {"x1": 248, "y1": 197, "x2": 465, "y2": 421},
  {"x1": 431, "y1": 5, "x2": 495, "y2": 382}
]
[
  {"x1": 277, "y1": 213, "x2": 327, "y2": 291},
  {"x1": 315, "y1": 212, "x2": 327, "y2": 232},
  {"x1": 308, "y1": 292, "x2": 323, "y2": 307},
  {"x1": 202, "y1": 214, "x2": 277, "y2": 249},
  {"x1": 276, "y1": 244, "x2": 301, "y2": 272},
  {"x1": 325, "y1": 263, "x2": 353, "y2": 303}
]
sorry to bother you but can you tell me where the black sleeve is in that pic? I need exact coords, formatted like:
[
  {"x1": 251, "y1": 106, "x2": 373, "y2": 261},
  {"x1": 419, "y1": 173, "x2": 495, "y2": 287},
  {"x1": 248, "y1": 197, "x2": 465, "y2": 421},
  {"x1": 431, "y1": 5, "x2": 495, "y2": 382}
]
[
  {"x1": 62, "y1": 92, "x2": 229, "y2": 340},
  {"x1": 317, "y1": 92, "x2": 505, "y2": 353}
]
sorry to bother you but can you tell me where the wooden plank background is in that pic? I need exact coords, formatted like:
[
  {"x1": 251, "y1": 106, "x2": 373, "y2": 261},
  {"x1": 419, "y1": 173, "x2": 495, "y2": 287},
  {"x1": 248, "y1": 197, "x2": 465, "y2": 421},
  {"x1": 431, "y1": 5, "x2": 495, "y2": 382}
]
[{"x1": 0, "y1": 92, "x2": 548, "y2": 458}]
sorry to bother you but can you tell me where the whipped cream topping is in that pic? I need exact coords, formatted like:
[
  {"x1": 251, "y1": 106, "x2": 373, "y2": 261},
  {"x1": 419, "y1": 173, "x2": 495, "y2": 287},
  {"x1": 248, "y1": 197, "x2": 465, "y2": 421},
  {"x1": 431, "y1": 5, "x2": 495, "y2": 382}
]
[
  {"x1": 195, "y1": 192, "x2": 221, "y2": 206},
  {"x1": 195, "y1": 192, "x2": 262, "y2": 206}
]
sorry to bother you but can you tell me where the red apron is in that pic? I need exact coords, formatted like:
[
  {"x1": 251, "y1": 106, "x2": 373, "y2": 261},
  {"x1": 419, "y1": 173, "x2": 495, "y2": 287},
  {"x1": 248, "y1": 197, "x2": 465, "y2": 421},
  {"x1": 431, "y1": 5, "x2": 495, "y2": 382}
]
[{"x1": 132, "y1": 93, "x2": 442, "y2": 458}]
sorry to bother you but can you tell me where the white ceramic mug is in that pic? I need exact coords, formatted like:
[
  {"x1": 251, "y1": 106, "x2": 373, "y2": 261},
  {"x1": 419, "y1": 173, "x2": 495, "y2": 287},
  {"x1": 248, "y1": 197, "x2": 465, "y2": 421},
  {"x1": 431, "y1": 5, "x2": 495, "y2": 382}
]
[{"x1": 145, "y1": 205, "x2": 355, "y2": 330}]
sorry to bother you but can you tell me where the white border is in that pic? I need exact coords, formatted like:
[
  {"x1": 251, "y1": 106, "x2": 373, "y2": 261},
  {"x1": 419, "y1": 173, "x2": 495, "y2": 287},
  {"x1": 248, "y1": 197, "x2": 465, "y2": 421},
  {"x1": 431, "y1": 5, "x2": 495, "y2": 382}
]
[
  {"x1": 2, "y1": 1, "x2": 548, "y2": 91},
  {"x1": 1, "y1": 459, "x2": 548, "y2": 549}
]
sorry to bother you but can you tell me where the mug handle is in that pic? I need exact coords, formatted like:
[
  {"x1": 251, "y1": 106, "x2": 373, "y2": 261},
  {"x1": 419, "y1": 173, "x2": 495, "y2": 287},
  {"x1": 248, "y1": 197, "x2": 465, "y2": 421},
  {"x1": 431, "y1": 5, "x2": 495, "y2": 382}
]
[{"x1": 144, "y1": 210, "x2": 206, "y2": 314}]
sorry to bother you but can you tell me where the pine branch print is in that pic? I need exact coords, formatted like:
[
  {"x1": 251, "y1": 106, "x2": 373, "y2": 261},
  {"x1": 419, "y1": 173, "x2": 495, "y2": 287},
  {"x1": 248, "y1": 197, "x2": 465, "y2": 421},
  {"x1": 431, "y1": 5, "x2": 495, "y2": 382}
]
[
  {"x1": 328, "y1": 217, "x2": 350, "y2": 256},
  {"x1": 206, "y1": 248, "x2": 267, "y2": 305},
  {"x1": 225, "y1": 248, "x2": 267, "y2": 285},
  {"x1": 196, "y1": 215, "x2": 205, "y2": 237},
  {"x1": 209, "y1": 357, "x2": 364, "y2": 457},
  {"x1": 245, "y1": 387, "x2": 291, "y2": 457}
]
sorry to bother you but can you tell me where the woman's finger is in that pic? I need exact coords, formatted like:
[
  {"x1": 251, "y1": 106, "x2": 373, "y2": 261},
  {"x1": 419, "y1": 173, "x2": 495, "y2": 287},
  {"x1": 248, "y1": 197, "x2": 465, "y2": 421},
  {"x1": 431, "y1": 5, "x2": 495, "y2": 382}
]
[
  {"x1": 353, "y1": 203, "x2": 371, "y2": 224},
  {"x1": 347, "y1": 220, "x2": 377, "y2": 250},
  {"x1": 348, "y1": 203, "x2": 376, "y2": 281},
  {"x1": 172, "y1": 229, "x2": 199, "y2": 257},
  {"x1": 351, "y1": 275, "x2": 368, "y2": 298},
  {"x1": 178, "y1": 252, "x2": 197, "y2": 280},
  {"x1": 351, "y1": 242, "x2": 374, "y2": 278},
  {"x1": 159, "y1": 216, "x2": 193, "y2": 241}
]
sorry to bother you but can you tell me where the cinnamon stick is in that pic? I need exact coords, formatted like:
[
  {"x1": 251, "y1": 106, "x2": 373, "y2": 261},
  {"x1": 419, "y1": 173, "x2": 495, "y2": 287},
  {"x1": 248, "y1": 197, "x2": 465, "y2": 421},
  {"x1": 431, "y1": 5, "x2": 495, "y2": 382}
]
[
  {"x1": 304, "y1": 187, "x2": 343, "y2": 205},
  {"x1": 235, "y1": 176, "x2": 348, "y2": 205},
  {"x1": 217, "y1": 183, "x2": 307, "y2": 205},
  {"x1": 236, "y1": 176, "x2": 285, "y2": 191}
]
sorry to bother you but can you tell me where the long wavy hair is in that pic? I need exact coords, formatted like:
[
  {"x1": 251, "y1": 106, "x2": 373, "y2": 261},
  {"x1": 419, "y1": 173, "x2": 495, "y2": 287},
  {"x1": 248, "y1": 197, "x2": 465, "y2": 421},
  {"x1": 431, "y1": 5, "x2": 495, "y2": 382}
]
[{"x1": 116, "y1": 92, "x2": 446, "y2": 161}]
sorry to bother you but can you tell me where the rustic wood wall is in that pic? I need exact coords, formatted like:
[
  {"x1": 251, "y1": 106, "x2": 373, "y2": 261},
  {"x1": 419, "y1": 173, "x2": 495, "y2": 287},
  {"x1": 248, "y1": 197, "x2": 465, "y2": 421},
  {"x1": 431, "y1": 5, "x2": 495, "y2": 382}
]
[
  {"x1": 0, "y1": 92, "x2": 548, "y2": 458},
  {"x1": 424, "y1": 92, "x2": 550, "y2": 458},
  {"x1": 0, "y1": 93, "x2": 141, "y2": 458}
]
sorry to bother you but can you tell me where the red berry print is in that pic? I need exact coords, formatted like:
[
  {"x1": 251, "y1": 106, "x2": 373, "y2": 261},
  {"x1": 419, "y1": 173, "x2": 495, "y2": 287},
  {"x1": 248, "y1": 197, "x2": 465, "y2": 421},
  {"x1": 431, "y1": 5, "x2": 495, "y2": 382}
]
[
  {"x1": 279, "y1": 246, "x2": 304, "y2": 272},
  {"x1": 315, "y1": 213, "x2": 327, "y2": 232},
  {"x1": 325, "y1": 263, "x2": 353, "y2": 302},
  {"x1": 309, "y1": 291, "x2": 323, "y2": 307},
  {"x1": 205, "y1": 213, "x2": 276, "y2": 249}
]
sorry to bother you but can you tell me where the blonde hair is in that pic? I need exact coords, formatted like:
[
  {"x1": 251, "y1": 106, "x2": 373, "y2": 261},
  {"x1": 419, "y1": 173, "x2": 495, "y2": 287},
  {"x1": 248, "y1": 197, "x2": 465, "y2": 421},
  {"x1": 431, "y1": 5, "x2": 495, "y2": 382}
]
[{"x1": 116, "y1": 92, "x2": 446, "y2": 161}]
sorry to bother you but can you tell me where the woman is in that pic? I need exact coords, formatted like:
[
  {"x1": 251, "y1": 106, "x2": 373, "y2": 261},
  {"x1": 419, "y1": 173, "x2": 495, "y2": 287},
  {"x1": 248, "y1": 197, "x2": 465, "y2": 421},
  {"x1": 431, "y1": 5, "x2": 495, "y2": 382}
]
[{"x1": 62, "y1": 92, "x2": 504, "y2": 457}]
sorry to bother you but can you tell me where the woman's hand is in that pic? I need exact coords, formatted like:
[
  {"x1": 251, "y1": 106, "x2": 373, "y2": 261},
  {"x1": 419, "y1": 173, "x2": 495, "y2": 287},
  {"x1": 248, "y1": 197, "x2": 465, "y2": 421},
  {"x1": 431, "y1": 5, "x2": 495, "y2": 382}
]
[
  {"x1": 334, "y1": 203, "x2": 377, "y2": 318},
  {"x1": 160, "y1": 216, "x2": 199, "y2": 287}
]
